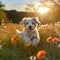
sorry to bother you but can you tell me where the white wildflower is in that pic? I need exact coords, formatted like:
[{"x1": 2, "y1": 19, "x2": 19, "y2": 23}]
[
  {"x1": 58, "y1": 44, "x2": 60, "y2": 47},
  {"x1": 30, "y1": 56, "x2": 36, "y2": 60}
]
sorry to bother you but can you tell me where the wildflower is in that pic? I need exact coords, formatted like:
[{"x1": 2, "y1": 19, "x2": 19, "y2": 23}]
[
  {"x1": 11, "y1": 34, "x2": 19, "y2": 45},
  {"x1": 52, "y1": 38, "x2": 59, "y2": 44},
  {"x1": 11, "y1": 34, "x2": 16, "y2": 43},
  {"x1": 37, "y1": 50, "x2": 46, "y2": 59},
  {"x1": 47, "y1": 36, "x2": 52, "y2": 43},
  {"x1": 4, "y1": 26, "x2": 7, "y2": 28},
  {"x1": 30, "y1": 56, "x2": 36, "y2": 60},
  {"x1": 58, "y1": 44, "x2": 60, "y2": 47}
]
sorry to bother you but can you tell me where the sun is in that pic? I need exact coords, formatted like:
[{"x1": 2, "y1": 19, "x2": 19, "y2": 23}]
[
  {"x1": 35, "y1": 3, "x2": 49, "y2": 14},
  {"x1": 37, "y1": 7, "x2": 49, "y2": 14}
]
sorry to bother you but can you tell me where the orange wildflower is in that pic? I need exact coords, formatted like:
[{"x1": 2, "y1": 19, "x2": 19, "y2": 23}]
[
  {"x1": 47, "y1": 36, "x2": 52, "y2": 43},
  {"x1": 52, "y1": 38, "x2": 59, "y2": 44},
  {"x1": 11, "y1": 34, "x2": 19, "y2": 45},
  {"x1": 37, "y1": 50, "x2": 46, "y2": 59},
  {"x1": 11, "y1": 34, "x2": 16, "y2": 43}
]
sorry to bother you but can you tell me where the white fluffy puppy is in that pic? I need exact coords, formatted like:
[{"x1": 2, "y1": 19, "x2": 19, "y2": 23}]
[{"x1": 16, "y1": 17, "x2": 41, "y2": 46}]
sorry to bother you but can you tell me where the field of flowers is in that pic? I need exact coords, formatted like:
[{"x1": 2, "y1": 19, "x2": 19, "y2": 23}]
[{"x1": 0, "y1": 23, "x2": 60, "y2": 60}]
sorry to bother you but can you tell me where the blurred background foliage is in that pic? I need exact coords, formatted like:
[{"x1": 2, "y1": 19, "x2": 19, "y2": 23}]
[{"x1": 0, "y1": 1, "x2": 60, "y2": 24}]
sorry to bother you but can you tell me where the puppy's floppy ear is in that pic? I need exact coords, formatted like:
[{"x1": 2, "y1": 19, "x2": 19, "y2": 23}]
[
  {"x1": 20, "y1": 17, "x2": 27, "y2": 25},
  {"x1": 32, "y1": 17, "x2": 41, "y2": 25}
]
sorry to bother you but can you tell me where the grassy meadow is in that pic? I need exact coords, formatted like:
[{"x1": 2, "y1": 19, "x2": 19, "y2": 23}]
[{"x1": 0, "y1": 23, "x2": 60, "y2": 60}]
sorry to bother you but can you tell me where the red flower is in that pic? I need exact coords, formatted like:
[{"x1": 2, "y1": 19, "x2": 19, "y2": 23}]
[
  {"x1": 37, "y1": 50, "x2": 46, "y2": 59},
  {"x1": 47, "y1": 36, "x2": 52, "y2": 43},
  {"x1": 52, "y1": 38, "x2": 59, "y2": 44}
]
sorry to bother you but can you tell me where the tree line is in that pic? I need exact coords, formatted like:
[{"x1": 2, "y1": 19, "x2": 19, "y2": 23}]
[{"x1": 0, "y1": 1, "x2": 60, "y2": 24}]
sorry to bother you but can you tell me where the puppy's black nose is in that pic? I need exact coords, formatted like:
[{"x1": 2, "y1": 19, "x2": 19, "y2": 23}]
[{"x1": 29, "y1": 26, "x2": 31, "y2": 29}]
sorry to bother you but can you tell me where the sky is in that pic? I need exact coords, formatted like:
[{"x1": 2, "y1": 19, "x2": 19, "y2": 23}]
[{"x1": 0, "y1": 0, "x2": 39, "y2": 11}]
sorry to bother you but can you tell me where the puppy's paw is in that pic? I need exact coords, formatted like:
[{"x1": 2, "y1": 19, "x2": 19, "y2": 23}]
[
  {"x1": 16, "y1": 29, "x2": 22, "y2": 35},
  {"x1": 25, "y1": 42, "x2": 31, "y2": 47}
]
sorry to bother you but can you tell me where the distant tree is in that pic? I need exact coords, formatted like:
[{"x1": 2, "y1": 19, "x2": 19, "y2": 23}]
[
  {"x1": 0, "y1": 1, "x2": 5, "y2": 20},
  {"x1": 0, "y1": 1, "x2": 5, "y2": 9},
  {"x1": 0, "y1": 1, "x2": 8, "y2": 25}
]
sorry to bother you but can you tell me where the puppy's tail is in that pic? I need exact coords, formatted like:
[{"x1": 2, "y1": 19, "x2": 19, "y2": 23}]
[{"x1": 16, "y1": 29, "x2": 22, "y2": 35}]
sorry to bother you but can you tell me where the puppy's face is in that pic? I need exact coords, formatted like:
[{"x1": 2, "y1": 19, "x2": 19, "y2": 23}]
[
  {"x1": 21, "y1": 17, "x2": 41, "y2": 31},
  {"x1": 25, "y1": 18, "x2": 36, "y2": 30}
]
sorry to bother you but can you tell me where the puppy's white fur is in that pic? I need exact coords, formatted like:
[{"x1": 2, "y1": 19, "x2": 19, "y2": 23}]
[{"x1": 16, "y1": 17, "x2": 41, "y2": 46}]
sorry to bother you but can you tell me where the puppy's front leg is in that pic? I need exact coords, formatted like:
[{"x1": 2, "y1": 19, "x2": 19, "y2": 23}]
[
  {"x1": 23, "y1": 36, "x2": 31, "y2": 45},
  {"x1": 31, "y1": 38, "x2": 40, "y2": 46}
]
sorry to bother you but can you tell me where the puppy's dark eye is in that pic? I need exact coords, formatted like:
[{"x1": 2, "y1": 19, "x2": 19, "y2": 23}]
[
  {"x1": 32, "y1": 22, "x2": 34, "y2": 24},
  {"x1": 26, "y1": 23, "x2": 28, "y2": 24}
]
